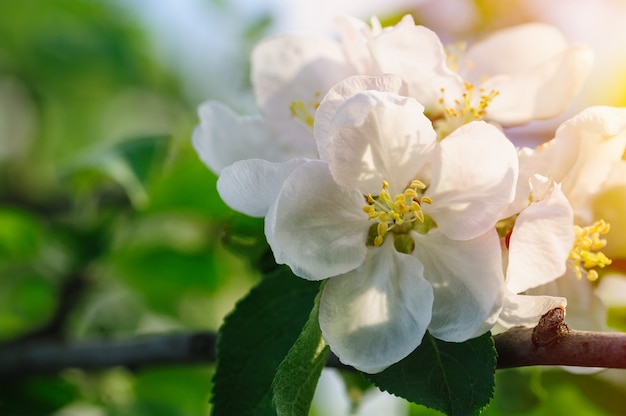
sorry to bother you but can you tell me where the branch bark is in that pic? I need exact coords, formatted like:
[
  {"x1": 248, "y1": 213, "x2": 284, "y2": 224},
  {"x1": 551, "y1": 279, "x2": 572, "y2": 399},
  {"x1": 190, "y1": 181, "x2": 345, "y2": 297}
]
[
  {"x1": 494, "y1": 307, "x2": 626, "y2": 369},
  {"x1": 0, "y1": 332, "x2": 218, "y2": 379},
  {"x1": 1, "y1": 318, "x2": 626, "y2": 380}
]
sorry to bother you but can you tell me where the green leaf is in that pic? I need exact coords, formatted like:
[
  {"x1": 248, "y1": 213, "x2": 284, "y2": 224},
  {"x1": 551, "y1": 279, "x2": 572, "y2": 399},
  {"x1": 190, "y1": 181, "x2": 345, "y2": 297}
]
[
  {"x1": 0, "y1": 376, "x2": 79, "y2": 416},
  {"x1": 368, "y1": 332, "x2": 496, "y2": 416},
  {"x1": 61, "y1": 135, "x2": 170, "y2": 209},
  {"x1": 212, "y1": 267, "x2": 320, "y2": 416},
  {"x1": 272, "y1": 288, "x2": 329, "y2": 416}
]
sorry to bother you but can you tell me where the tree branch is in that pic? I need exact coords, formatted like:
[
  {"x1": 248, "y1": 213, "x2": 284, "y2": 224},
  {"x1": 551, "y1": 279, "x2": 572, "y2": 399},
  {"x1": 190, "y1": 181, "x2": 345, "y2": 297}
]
[
  {"x1": 0, "y1": 332, "x2": 218, "y2": 379},
  {"x1": 494, "y1": 307, "x2": 626, "y2": 369},
  {"x1": 1, "y1": 308, "x2": 625, "y2": 379}
]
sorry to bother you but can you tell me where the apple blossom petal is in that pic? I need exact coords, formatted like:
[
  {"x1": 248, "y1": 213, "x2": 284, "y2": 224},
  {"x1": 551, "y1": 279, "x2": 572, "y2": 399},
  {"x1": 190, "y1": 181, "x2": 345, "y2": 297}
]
[
  {"x1": 319, "y1": 239, "x2": 433, "y2": 373},
  {"x1": 267, "y1": 160, "x2": 369, "y2": 280},
  {"x1": 498, "y1": 292, "x2": 567, "y2": 329},
  {"x1": 368, "y1": 18, "x2": 463, "y2": 109},
  {"x1": 217, "y1": 158, "x2": 309, "y2": 217},
  {"x1": 506, "y1": 183, "x2": 574, "y2": 293},
  {"x1": 315, "y1": 75, "x2": 408, "y2": 162},
  {"x1": 251, "y1": 34, "x2": 353, "y2": 125},
  {"x1": 412, "y1": 229, "x2": 504, "y2": 342},
  {"x1": 550, "y1": 106, "x2": 626, "y2": 220},
  {"x1": 334, "y1": 15, "x2": 376, "y2": 74},
  {"x1": 324, "y1": 90, "x2": 436, "y2": 195},
  {"x1": 515, "y1": 106, "x2": 626, "y2": 223},
  {"x1": 425, "y1": 121, "x2": 518, "y2": 240},
  {"x1": 192, "y1": 102, "x2": 281, "y2": 174},
  {"x1": 463, "y1": 23, "x2": 569, "y2": 80},
  {"x1": 480, "y1": 45, "x2": 594, "y2": 125}
]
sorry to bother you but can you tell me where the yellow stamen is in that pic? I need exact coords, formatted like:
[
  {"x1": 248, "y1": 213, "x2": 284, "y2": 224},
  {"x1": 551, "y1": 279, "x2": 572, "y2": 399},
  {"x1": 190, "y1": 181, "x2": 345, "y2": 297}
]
[
  {"x1": 364, "y1": 180, "x2": 432, "y2": 247},
  {"x1": 289, "y1": 92, "x2": 321, "y2": 129},
  {"x1": 445, "y1": 41, "x2": 468, "y2": 73},
  {"x1": 434, "y1": 82, "x2": 499, "y2": 140},
  {"x1": 289, "y1": 101, "x2": 315, "y2": 128},
  {"x1": 569, "y1": 220, "x2": 612, "y2": 281}
]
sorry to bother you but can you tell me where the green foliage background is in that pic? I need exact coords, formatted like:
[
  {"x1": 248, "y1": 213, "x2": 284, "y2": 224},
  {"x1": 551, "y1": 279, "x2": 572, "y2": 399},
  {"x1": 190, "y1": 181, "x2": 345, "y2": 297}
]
[{"x1": 0, "y1": 1, "x2": 625, "y2": 415}]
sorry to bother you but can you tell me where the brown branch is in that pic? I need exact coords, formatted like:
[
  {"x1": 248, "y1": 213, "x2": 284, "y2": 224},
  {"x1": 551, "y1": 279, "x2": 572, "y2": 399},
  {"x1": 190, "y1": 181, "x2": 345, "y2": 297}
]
[
  {"x1": 494, "y1": 307, "x2": 626, "y2": 369},
  {"x1": 1, "y1": 308, "x2": 625, "y2": 380},
  {"x1": 0, "y1": 331, "x2": 349, "y2": 380}
]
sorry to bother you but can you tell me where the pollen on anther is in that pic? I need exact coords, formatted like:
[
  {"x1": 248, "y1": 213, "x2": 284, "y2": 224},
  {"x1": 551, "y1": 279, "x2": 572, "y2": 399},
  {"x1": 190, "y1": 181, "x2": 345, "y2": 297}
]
[
  {"x1": 363, "y1": 179, "x2": 433, "y2": 248},
  {"x1": 569, "y1": 220, "x2": 612, "y2": 282}
]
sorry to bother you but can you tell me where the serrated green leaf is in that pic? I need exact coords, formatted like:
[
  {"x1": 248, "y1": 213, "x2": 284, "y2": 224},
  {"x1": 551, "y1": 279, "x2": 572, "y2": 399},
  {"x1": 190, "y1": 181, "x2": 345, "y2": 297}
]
[
  {"x1": 368, "y1": 332, "x2": 496, "y2": 416},
  {"x1": 272, "y1": 288, "x2": 329, "y2": 416},
  {"x1": 212, "y1": 267, "x2": 320, "y2": 416}
]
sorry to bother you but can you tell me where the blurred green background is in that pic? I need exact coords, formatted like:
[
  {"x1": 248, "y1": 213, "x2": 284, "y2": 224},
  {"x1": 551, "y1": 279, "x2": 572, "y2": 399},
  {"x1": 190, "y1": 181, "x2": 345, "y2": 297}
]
[{"x1": 1, "y1": 1, "x2": 626, "y2": 415}]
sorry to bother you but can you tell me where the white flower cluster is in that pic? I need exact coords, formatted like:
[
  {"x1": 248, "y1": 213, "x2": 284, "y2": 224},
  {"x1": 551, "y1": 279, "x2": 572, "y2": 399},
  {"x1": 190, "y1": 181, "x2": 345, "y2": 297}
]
[{"x1": 193, "y1": 15, "x2": 626, "y2": 373}]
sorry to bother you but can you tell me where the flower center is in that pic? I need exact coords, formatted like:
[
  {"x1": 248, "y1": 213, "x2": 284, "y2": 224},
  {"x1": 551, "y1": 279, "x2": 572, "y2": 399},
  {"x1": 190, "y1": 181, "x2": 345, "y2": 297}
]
[
  {"x1": 569, "y1": 219, "x2": 612, "y2": 281},
  {"x1": 362, "y1": 180, "x2": 433, "y2": 250},
  {"x1": 289, "y1": 91, "x2": 322, "y2": 129},
  {"x1": 434, "y1": 82, "x2": 499, "y2": 140}
]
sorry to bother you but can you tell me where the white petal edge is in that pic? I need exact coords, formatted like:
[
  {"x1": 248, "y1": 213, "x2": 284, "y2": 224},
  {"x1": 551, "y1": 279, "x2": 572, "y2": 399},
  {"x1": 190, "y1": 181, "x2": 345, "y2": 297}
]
[
  {"x1": 481, "y1": 45, "x2": 594, "y2": 125},
  {"x1": 251, "y1": 34, "x2": 353, "y2": 123},
  {"x1": 368, "y1": 19, "x2": 463, "y2": 110},
  {"x1": 319, "y1": 238, "x2": 434, "y2": 373},
  {"x1": 506, "y1": 183, "x2": 574, "y2": 293},
  {"x1": 425, "y1": 121, "x2": 518, "y2": 240},
  {"x1": 217, "y1": 158, "x2": 309, "y2": 217},
  {"x1": 324, "y1": 90, "x2": 436, "y2": 195},
  {"x1": 315, "y1": 74, "x2": 408, "y2": 163},
  {"x1": 192, "y1": 101, "x2": 274, "y2": 174},
  {"x1": 497, "y1": 291, "x2": 567, "y2": 329},
  {"x1": 266, "y1": 160, "x2": 369, "y2": 280},
  {"x1": 412, "y1": 228, "x2": 505, "y2": 342},
  {"x1": 463, "y1": 22, "x2": 569, "y2": 80}
]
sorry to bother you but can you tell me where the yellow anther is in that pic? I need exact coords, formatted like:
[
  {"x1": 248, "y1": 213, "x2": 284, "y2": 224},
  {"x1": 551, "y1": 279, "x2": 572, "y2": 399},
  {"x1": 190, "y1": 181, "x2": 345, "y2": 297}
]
[
  {"x1": 362, "y1": 179, "x2": 433, "y2": 249},
  {"x1": 421, "y1": 196, "x2": 433, "y2": 205},
  {"x1": 289, "y1": 100, "x2": 315, "y2": 128},
  {"x1": 569, "y1": 220, "x2": 612, "y2": 281},
  {"x1": 404, "y1": 188, "x2": 418, "y2": 198},
  {"x1": 411, "y1": 180, "x2": 427, "y2": 189},
  {"x1": 433, "y1": 82, "x2": 500, "y2": 140}
]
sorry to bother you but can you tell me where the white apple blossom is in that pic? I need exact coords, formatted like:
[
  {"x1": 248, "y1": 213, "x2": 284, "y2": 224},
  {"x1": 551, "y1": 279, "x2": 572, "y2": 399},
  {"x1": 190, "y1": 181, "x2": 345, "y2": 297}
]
[
  {"x1": 337, "y1": 15, "x2": 593, "y2": 136},
  {"x1": 506, "y1": 106, "x2": 626, "y2": 331},
  {"x1": 497, "y1": 175, "x2": 574, "y2": 329},
  {"x1": 218, "y1": 76, "x2": 518, "y2": 372},
  {"x1": 193, "y1": 15, "x2": 592, "y2": 175},
  {"x1": 193, "y1": 35, "x2": 355, "y2": 173}
]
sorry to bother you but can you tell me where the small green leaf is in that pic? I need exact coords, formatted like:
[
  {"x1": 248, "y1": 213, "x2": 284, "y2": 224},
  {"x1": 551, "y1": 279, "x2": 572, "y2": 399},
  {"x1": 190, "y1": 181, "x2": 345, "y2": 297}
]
[
  {"x1": 211, "y1": 267, "x2": 320, "y2": 416},
  {"x1": 368, "y1": 332, "x2": 496, "y2": 416},
  {"x1": 272, "y1": 288, "x2": 329, "y2": 416},
  {"x1": 61, "y1": 135, "x2": 170, "y2": 209}
]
